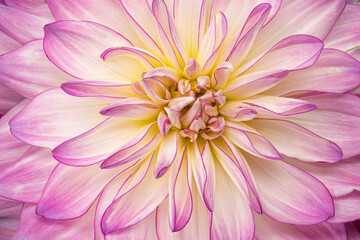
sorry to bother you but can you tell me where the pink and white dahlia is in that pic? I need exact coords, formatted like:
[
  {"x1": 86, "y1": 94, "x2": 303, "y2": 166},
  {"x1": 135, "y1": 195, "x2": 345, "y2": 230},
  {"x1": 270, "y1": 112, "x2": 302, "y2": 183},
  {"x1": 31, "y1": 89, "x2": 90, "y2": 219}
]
[{"x1": 1, "y1": 0, "x2": 360, "y2": 239}]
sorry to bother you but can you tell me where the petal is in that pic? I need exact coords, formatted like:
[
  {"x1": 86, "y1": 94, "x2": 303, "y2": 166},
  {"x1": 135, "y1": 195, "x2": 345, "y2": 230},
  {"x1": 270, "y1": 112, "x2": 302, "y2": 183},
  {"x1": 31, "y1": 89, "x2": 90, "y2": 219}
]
[
  {"x1": 0, "y1": 217, "x2": 20, "y2": 240},
  {"x1": 155, "y1": 131, "x2": 179, "y2": 178},
  {"x1": 0, "y1": 30, "x2": 21, "y2": 54},
  {"x1": 0, "y1": 201, "x2": 22, "y2": 218},
  {"x1": 325, "y1": 4, "x2": 360, "y2": 51},
  {"x1": 36, "y1": 163, "x2": 122, "y2": 220},
  {"x1": 224, "y1": 121, "x2": 282, "y2": 160},
  {"x1": 235, "y1": 34, "x2": 324, "y2": 77},
  {"x1": 252, "y1": 0, "x2": 345, "y2": 55},
  {"x1": 0, "y1": 4, "x2": 50, "y2": 44},
  {"x1": 0, "y1": 147, "x2": 57, "y2": 203},
  {"x1": 0, "y1": 40, "x2": 73, "y2": 99},
  {"x1": 9, "y1": 88, "x2": 107, "y2": 149},
  {"x1": 247, "y1": 153, "x2": 334, "y2": 225},
  {"x1": 265, "y1": 49, "x2": 360, "y2": 96},
  {"x1": 254, "y1": 213, "x2": 347, "y2": 240},
  {"x1": 249, "y1": 119, "x2": 342, "y2": 163},
  {"x1": 329, "y1": 191, "x2": 360, "y2": 223},
  {"x1": 43, "y1": 20, "x2": 133, "y2": 79},
  {"x1": 243, "y1": 95, "x2": 316, "y2": 116},
  {"x1": 0, "y1": 100, "x2": 30, "y2": 169},
  {"x1": 101, "y1": 155, "x2": 168, "y2": 234},
  {"x1": 285, "y1": 156, "x2": 360, "y2": 197},
  {"x1": 4, "y1": 0, "x2": 45, "y2": 9},
  {"x1": 0, "y1": 80, "x2": 23, "y2": 114},
  {"x1": 53, "y1": 119, "x2": 156, "y2": 167},
  {"x1": 210, "y1": 161, "x2": 254, "y2": 240},
  {"x1": 13, "y1": 204, "x2": 94, "y2": 240}
]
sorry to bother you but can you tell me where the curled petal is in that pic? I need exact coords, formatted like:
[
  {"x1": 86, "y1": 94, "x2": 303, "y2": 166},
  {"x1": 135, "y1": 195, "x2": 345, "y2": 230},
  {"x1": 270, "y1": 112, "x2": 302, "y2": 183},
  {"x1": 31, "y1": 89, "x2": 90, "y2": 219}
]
[
  {"x1": 144, "y1": 67, "x2": 180, "y2": 86},
  {"x1": 211, "y1": 62, "x2": 233, "y2": 89},
  {"x1": 220, "y1": 102, "x2": 257, "y2": 121},
  {"x1": 142, "y1": 77, "x2": 171, "y2": 105}
]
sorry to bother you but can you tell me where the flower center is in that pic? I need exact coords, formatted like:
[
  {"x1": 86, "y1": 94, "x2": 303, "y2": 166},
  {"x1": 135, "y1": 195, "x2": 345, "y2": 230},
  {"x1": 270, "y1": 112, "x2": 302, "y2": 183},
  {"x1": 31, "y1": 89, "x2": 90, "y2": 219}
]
[{"x1": 133, "y1": 58, "x2": 232, "y2": 142}]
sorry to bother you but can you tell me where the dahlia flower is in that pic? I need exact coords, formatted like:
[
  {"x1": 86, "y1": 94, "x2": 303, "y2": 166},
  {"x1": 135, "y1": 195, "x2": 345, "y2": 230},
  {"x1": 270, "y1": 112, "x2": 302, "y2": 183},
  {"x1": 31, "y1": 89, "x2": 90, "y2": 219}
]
[{"x1": 0, "y1": 0, "x2": 360, "y2": 239}]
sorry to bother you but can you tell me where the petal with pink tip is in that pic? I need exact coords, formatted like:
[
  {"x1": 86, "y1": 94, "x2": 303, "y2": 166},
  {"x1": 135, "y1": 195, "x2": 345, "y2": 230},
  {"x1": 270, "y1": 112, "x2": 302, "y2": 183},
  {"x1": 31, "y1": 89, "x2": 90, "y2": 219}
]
[
  {"x1": 244, "y1": 95, "x2": 316, "y2": 116},
  {"x1": 266, "y1": 49, "x2": 360, "y2": 96},
  {"x1": 0, "y1": 31, "x2": 21, "y2": 54},
  {"x1": 101, "y1": 156, "x2": 168, "y2": 234},
  {"x1": 249, "y1": 119, "x2": 342, "y2": 163},
  {"x1": 168, "y1": 143, "x2": 192, "y2": 231},
  {"x1": 9, "y1": 88, "x2": 107, "y2": 149},
  {"x1": 254, "y1": 213, "x2": 347, "y2": 240},
  {"x1": 225, "y1": 121, "x2": 282, "y2": 160},
  {"x1": 288, "y1": 108, "x2": 360, "y2": 159},
  {"x1": 285, "y1": 156, "x2": 360, "y2": 197},
  {"x1": 43, "y1": 20, "x2": 133, "y2": 79},
  {"x1": 36, "y1": 163, "x2": 122, "y2": 220},
  {"x1": 247, "y1": 153, "x2": 334, "y2": 225},
  {"x1": 224, "y1": 70, "x2": 289, "y2": 99},
  {"x1": 236, "y1": 35, "x2": 324, "y2": 77},
  {"x1": 0, "y1": 100, "x2": 30, "y2": 169},
  {"x1": 13, "y1": 204, "x2": 95, "y2": 240},
  {"x1": 210, "y1": 161, "x2": 254, "y2": 240},
  {"x1": 0, "y1": 81, "x2": 23, "y2": 114},
  {"x1": 142, "y1": 77, "x2": 171, "y2": 105},
  {"x1": 0, "y1": 40, "x2": 74, "y2": 99},
  {"x1": 154, "y1": 131, "x2": 179, "y2": 178},
  {"x1": 61, "y1": 81, "x2": 136, "y2": 99},
  {"x1": 252, "y1": 0, "x2": 345, "y2": 55},
  {"x1": 329, "y1": 191, "x2": 360, "y2": 223},
  {"x1": 0, "y1": 4, "x2": 50, "y2": 44},
  {"x1": 325, "y1": 4, "x2": 360, "y2": 51},
  {"x1": 53, "y1": 119, "x2": 155, "y2": 167},
  {"x1": 100, "y1": 98, "x2": 160, "y2": 119},
  {"x1": 199, "y1": 142, "x2": 216, "y2": 212},
  {"x1": 0, "y1": 147, "x2": 57, "y2": 203}
]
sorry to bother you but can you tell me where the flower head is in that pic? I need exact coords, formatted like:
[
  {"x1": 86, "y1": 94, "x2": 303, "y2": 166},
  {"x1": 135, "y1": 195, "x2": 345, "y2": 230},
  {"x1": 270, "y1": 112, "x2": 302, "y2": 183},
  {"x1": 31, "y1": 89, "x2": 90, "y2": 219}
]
[{"x1": 1, "y1": 0, "x2": 360, "y2": 239}]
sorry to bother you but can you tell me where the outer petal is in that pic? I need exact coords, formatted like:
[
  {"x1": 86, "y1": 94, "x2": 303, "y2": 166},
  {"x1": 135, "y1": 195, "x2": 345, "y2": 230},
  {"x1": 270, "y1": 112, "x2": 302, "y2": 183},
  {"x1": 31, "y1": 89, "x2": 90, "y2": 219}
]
[
  {"x1": 36, "y1": 163, "x2": 121, "y2": 220},
  {"x1": 252, "y1": 0, "x2": 345, "y2": 55},
  {"x1": 0, "y1": 217, "x2": 20, "y2": 240},
  {"x1": 249, "y1": 119, "x2": 342, "y2": 163},
  {"x1": 0, "y1": 201, "x2": 22, "y2": 218},
  {"x1": 13, "y1": 204, "x2": 94, "y2": 240},
  {"x1": 246, "y1": 153, "x2": 334, "y2": 225},
  {"x1": 324, "y1": 4, "x2": 360, "y2": 51},
  {"x1": 0, "y1": 4, "x2": 50, "y2": 44},
  {"x1": 0, "y1": 40, "x2": 73, "y2": 99},
  {"x1": 329, "y1": 191, "x2": 360, "y2": 223},
  {"x1": 4, "y1": 0, "x2": 45, "y2": 9},
  {"x1": 254, "y1": 213, "x2": 347, "y2": 240},
  {"x1": 9, "y1": 88, "x2": 107, "y2": 149},
  {"x1": 0, "y1": 81, "x2": 23, "y2": 114},
  {"x1": 0, "y1": 147, "x2": 57, "y2": 203},
  {"x1": 210, "y1": 161, "x2": 254, "y2": 240},
  {"x1": 43, "y1": 20, "x2": 133, "y2": 79},
  {"x1": 265, "y1": 49, "x2": 360, "y2": 96},
  {"x1": 0, "y1": 30, "x2": 21, "y2": 54}
]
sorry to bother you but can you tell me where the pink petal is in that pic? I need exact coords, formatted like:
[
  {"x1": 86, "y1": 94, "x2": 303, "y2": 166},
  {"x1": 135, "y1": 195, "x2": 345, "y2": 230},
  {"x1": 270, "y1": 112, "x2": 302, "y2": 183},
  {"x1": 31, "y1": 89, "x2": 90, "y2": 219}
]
[
  {"x1": 254, "y1": 213, "x2": 347, "y2": 240},
  {"x1": 100, "y1": 98, "x2": 160, "y2": 119},
  {"x1": 0, "y1": 30, "x2": 21, "y2": 54},
  {"x1": 155, "y1": 131, "x2": 179, "y2": 178},
  {"x1": 9, "y1": 88, "x2": 107, "y2": 149},
  {"x1": 0, "y1": 80, "x2": 23, "y2": 114},
  {"x1": 325, "y1": 4, "x2": 360, "y2": 51},
  {"x1": 61, "y1": 80, "x2": 136, "y2": 99},
  {"x1": 0, "y1": 201, "x2": 22, "y2": 218},
  {"x1": 244, "y1": 95, "x2": 316, "y2": 116},
  {"x1": 168, "y1": 143, "x2": 192, "y2": 231},
  {"x1": 4, "y1": 0, "x2": 45, "y2": 9},
  {"x1": 0, "y1": 40, "x2": 73, "y2": 99},
  {"x1": 288, "y1": 107, "x2": 360, "y2": 159},
  {"x1": 329, "y1": 191, "x2": 360, "y2": 223},
  {"x1": 0, "y1": 4, "x2": 50, "y2": 44},
  {"x1": 266, "y1": 49, "x2": 360, "y2": 96},
  {"x1": 346, "y1": 222, "x2": 360, "y2": 240},
  {"x1": 224, "y1": 70, "x2": 289, "y2": 99},
  {"x1": 101, "y1": 155, "x2": 168, "y2": 234},
  {"x1": 250, "y1": 119, "x2": 342, "y2": 163},
  {"x1": 43, "y1": 20, "x2": 133, "y2": 79},
  {"x1": 247, "y1": 153, "x2": 334, "y2": 225},
  {"x1": 0, "y1": 217, "x2": 20, "y2": 240},
  {"x1": 0, "y1": 147, "x2": 57, "y2": 203},
  {"x1": 285, "y1": 156, "x2": 360, "y2": 197},
  {"x1": 156, "y1": 191, "x2": 210, "y2": 240},
  {"x1": 225, "y1": 121, "x2": 282, "y2": 160},
  {"x1": 210, "y1": 161, "x2": 254, "y2": 240},
  {"x1": 235, "y1": 34, "x2": 324, "y2": 77},
  {"x1": 53, "y1": 119, "x2": 156, "y2": 167},
  {"x1": 252, "y1": 0, "x2": 345, "y2": 56},
  {"x1": 36, "y1": 163, "x2": 122, "y2": 220},
  {"x1": 13, "y1": 204, "x2": 95, "y2": 240},
  {"x1": 0, "y1": 100, "x2": 30, "y2": 169}
]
